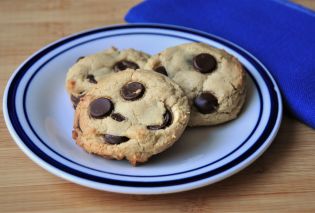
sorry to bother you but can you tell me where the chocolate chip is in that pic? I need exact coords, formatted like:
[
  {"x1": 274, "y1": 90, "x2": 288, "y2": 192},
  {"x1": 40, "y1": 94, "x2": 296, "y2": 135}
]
[
  {"x1": 71, "y1": 94, "x2": 85, "y2": 109},
  {"x1": 111, "y1": 113, "x2": 126, "y2": 122},
  {"x1": 113, "y1": 60, "x2": 139, "y2": 71},
  {"x1": 86, "y1": 74, "x2": 97, "y2": 84},
  {"x1": 193, "y1": 53, "x2": 217, "y2": 73},
  {"x1": 121, "y1": 82, "x2": 145, "y2": 101},
  {"x1": 103, "y1": 134, "x2": 129, "y2": 144},
  {"x1": 194, "y1": 92, "x2": 218, "y2": 114},
  {"x1": 154, "y1": 66, "x2": 168, "y2": 76},
  {"x1": 147, "y1": 109, "x2": 172, "y2": 130},
  {"x1": 76, "y1": 56, "x2": 85, "y2": 62},
  {"x1": 89, "y1": 98, "x2": 113, "y2": 118}
]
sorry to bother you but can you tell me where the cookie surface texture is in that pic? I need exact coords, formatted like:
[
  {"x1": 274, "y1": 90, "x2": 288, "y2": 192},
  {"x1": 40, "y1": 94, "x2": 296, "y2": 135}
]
[
  {"x1": 73, "y1": 69, "x2": 190, "y2": 165},
  {"x1": 145, "y1": 42, "x2": 246, "y2": 126},
  {"x1": 66, "y1": 47, "x2": 150, "y2": 108}
]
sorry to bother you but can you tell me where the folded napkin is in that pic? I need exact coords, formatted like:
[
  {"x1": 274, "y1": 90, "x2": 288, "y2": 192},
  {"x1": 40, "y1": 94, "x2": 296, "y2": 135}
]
[{"x1": 126, "y1": 0, "x2": 315, "y2": 128}]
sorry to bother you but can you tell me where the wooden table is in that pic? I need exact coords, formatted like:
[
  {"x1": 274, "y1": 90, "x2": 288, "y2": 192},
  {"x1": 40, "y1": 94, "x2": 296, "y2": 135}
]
[{"x1": 1, "y1": 0, "x2": 314, "y2": 212}]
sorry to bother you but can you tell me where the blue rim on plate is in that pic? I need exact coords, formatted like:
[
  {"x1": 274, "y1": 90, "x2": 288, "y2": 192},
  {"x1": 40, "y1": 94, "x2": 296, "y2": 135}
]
[{"x1": 3, "y1": 24, "x2": 282, "y2": 192}]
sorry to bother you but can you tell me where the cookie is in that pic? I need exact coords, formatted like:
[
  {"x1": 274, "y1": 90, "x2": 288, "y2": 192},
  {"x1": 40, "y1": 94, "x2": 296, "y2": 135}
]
[
  {"x1": 145, "y1": 42, "x2": 246, "y2": 126},
  {"x1": 66, "y1": 47, "x2": 150, "y2": 108},
  {"x1": 72, "y1": 69, "x2": 190, "y2": 165}
]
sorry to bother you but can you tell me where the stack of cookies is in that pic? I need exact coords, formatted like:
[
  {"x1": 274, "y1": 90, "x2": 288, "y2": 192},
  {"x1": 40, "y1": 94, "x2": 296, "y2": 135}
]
[{"x1": 66, "y1": 43, "x2": 246, "y2": 166}]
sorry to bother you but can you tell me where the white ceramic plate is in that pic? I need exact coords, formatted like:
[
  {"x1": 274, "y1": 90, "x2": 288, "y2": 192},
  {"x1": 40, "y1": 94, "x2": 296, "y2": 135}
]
[{"x1": 3, "y1": 24, "x2": 282, "y2": 194}]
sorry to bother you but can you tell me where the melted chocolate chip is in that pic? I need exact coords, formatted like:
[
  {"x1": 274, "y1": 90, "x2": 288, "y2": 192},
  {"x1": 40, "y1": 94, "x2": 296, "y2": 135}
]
[
  {"x1": 154, "y1": 66, "x2": 168, "y2": 76},
  {"x1": 86, "y1": 74, "x2": 97, "y2": 84},
  {"x1": 113, "y1": 60, "x2": 139, "y2": 71},
  {"x1": 76, "y1": 56, "x2": 85, "y2": 62},
  {"x1": 194, "y1": 92, "x2": 218, "y2": 114},
  {"x1": 89, "y1": 98, "x2": 113, "y2": 118},
  {"x1": 121, "y1": 82, "x2": 145, "y2": 101},
  {"x1": 111, "y1": 113, "x2": 126, "y2": 122},
  {"x1": 103, "y1": 134, "x2": 129, "y2": 144},
  {"x1": 147, "y1": 109, "x2": 172, "y2": 130},
  {"x1": 193, "y1": 53, "x2": 217, "y2": 73}
]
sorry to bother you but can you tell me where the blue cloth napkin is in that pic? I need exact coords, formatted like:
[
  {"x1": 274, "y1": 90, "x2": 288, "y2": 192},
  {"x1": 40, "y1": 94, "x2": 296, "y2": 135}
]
[{"x1": 125, "y1": 0, "x2": 315, "y2": 128}]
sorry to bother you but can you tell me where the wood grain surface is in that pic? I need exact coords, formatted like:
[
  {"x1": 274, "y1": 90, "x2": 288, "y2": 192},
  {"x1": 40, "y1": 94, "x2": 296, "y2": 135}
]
[{"x1": 1, "y1": 0, "x2": 315, "y2": 212}]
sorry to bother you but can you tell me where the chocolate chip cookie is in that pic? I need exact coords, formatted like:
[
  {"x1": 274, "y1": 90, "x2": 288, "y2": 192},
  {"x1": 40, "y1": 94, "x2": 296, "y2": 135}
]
[
  {"x1": 145, "y1": 42, "x2": 246, "y2": 126},
  {"x1": 72, "y1": 69, "x2": 190, "y2": 165},
  {"x1": 66, "y1": 47, "x2": 150, "y2": 108}
]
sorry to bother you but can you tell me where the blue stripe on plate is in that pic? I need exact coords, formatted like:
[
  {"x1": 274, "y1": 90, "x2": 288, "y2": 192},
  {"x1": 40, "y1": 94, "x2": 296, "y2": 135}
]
[{"x1": 7, "y1": 24, "x2": 279, "y2": 187}]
